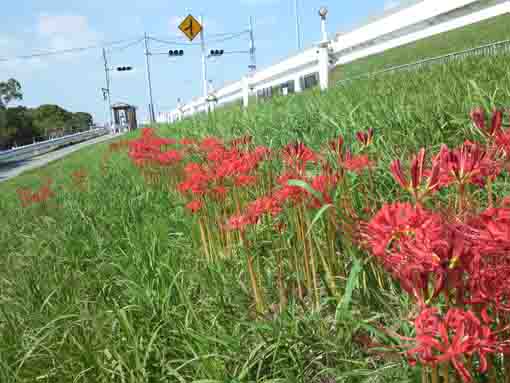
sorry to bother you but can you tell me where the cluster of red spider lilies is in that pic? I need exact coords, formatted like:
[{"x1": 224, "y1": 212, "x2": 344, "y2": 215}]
[
  {"x1": 16, "y1": 168, "x2": 89, "y2": 208},
  {"x1": 109, "y1": 108, "x2": 510, "y2": 381}
]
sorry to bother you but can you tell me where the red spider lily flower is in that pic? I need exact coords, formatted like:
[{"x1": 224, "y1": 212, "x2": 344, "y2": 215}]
[
  {"x1": 273, "y1": 173, "x2": 308, "y2": 205},
  {"x1": 226, "y1": 196, "x2": 282, "y2": 231},
  {"x1": 390, "y1": 148, "x2": 442, "y2": 201},
  {"x1": 469, "y1": 207, "x2": 510, "y2": 253},
  {"x1": 246, "y1": 196, "x2": 283, "y2": 218},
  {"x1": 253, "y1": 146, "x2": 271, "y2": 159},
  {"x1": 141, "y1": 127, "x2": 154, "y2": 137},
  {"x1": 207, "y1": 146, "x2": 229, "y2": 163},
  {"x1": 157, "y1": 150, "x2": 183, "y2": 165},
  {"x1": 356, "y1": 128, "x2": 374, "y2": 148},
  {"x1": 437, "y1": 142, "x2": 489, "y2": 188},
  {"x1": 282, "y1": 142, "x2": 317, "y2": 174},
  {"x1": 185, "y1": 200, "x2": 203, "y2": 214},
  {"x1": 16, "y1": 188, "x2": 33, "y2": 207},
  {"x1": 184, "y1": 163, "x2": 204, "y2": 175},
  {"x1": 470, "y1": 108, "x2": 503, "y2": 138},
  {"x1": 178, "y1": 164, "x2": 211, "y2": 195},
  {"x1": 17, "y1": 182, "x2": 55, "y2": 207},
  {"x1": 309, "y1": 173, "x2": 339, "y2": 208},
  {"x1": 342, "y1": 153, "x2": 375, "y2": 173},
  {"x1": 366, "y1": 202, "x2": 442, "y2": 256},
  {"x1": 200, "y1": 137, "x2": 224, "y2": 152},
  {"x1": 495, "y1": 128, "x2": 510, "y2": 157},
  {"x1": 225, "y1": 214, "x2": 256, "y2": 231},
  {"x1": 363, "y1": 203, "x2": 448, "y2": 297},
  {"x1": 233, "y1": 175, "x2": 258, "y2": 187},
  {"x1": 405, "y1": 307, "x2": 502, "y2": 382}
]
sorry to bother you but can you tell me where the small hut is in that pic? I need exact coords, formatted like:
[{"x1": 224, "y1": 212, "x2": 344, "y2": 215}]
[{"x1": 111, "y1": 103, "x2": 138, "y2": 133}]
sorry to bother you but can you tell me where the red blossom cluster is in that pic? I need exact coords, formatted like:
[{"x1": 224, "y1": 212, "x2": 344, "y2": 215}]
[
  {"x1": 16, "y1": 178, "x2": 55, "y2": 208},
  {"x1": 363, "y1": 109, "x2": 510, "y2": 381},
  {"x1": 127, "y1": 128, "x2": 180, "y2": 168},
  {"x1": 405, "y1": 307, "x2": 508, "y2": 381},
  {"x1": 112, "y1": 113, "x2": 510, "y2": 381}
]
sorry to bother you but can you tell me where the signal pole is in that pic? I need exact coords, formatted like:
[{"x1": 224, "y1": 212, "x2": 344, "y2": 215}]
[
  {"x1": 144, "y1": 32, "x2": 156, "y2": 123},
  {"x1": 249, "y1": 16, "x2": 257, "y2": 73},
  {"x1": 102, "y1": 48, "x2": 113, "y2": 128},
  {"x1": 200, "y1": 15, "x2": 209, "y2": 98}
]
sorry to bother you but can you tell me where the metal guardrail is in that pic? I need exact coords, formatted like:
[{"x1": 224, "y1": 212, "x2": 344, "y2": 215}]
[
  {"x1": 0, "y1": 127, "x2": 109, "y2": 164},
  {"x1": 337, "y1": 38, "x2": 510, "y2": 86}
]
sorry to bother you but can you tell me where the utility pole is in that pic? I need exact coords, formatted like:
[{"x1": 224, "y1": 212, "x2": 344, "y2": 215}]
[
  {"x1": 200, "y1": 15, "x2": 209, "y2": 98},
  {"x1": 102, "y1": 48, "x2": 113, "y2": 128},
  {"x1": 249, "y1": 16, "x2": 257, "y2": 73},
  {"x1": 144, "y1": 33, "x2": 156, "y2": 123},
  {"x1": 294, "y1": 0, "x2": 302, "y2": 51}
]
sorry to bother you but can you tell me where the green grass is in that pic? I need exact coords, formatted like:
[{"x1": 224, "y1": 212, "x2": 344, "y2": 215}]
[
  {"x1": 331, "y1": 13, "x2": 510, "y2": 82},
  {"x1": 1, "y1": 52, "x2": 510, "y2": 382}
]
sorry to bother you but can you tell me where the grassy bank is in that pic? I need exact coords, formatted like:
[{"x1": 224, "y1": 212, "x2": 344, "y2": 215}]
[
  {"x1": 331, "y1": 13, "x2": 510, "y2": 82},
  {"x1": 1, "y1": 52, "x2": 510, "y2": 382}
]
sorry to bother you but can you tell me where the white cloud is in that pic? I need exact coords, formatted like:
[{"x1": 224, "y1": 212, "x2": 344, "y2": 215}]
[
  {"x1": 37, "y1": 13, "x2": 101, "y2": 51},
  {"x1": 384, "y1": 0, "x2": 401, "y2": 10}
]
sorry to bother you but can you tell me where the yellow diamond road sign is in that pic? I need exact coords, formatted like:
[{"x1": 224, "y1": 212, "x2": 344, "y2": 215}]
[{"x1": 178, "y1": 14, "x2": 203, "y2": 42}]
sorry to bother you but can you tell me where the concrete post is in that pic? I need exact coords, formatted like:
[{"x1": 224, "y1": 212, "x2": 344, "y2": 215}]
[
  {"x1": 295, "y1": 76, "x2": 302, "y2": 93},
  {"x1": 318, "y1": 41, "x2": 330, "y2": 91}
]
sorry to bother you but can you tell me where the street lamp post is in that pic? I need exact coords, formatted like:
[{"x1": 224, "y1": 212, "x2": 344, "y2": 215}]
[
  {"x1": 319, "y1": 6, "x2": 329, "y2": 42},
  {"x1": 317, "y1": 7, "x2": 330, "y2": 91}
]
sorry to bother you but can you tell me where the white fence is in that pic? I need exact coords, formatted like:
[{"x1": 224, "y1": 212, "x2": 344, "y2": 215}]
[
  {"x1": 161, "y1": 0, "x2": 510, "y2": 123},
  {"x1": 337, "y1": 38, "x2": 510, "y2": 85}
]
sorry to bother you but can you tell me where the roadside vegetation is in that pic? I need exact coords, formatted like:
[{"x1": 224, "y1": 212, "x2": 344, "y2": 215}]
[
  {"x1": 331, "y1": 13, "x2": 510, "y2": 82},
  {"x1": 1, "y1": 48, "x2": 510, "y2": 382},
  {"x1": 0, "y1": 79, "x2": 94, "y2": 150}
]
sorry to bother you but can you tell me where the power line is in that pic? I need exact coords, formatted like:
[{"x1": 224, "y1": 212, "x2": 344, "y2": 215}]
[
  {"x1": 107, "y1": 38, "x2": 145, "y2": 53},
  {"x1": 0, "y1": 38, "x2": 141, "y2": 63},
  {"x1": 149, "y1": 36, "x2": 201, "y2": 46},
  {"x1": 149, "y1": 30, "x2": 250, "y2": 48}
]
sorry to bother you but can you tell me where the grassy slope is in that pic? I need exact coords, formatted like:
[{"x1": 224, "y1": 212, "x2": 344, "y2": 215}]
[
  {"x1": 1, "y1": 53, "x2": 510, "y2": 382},
  {"x1": 331, "y1": 13, "x2": 510, "y2": 82}
]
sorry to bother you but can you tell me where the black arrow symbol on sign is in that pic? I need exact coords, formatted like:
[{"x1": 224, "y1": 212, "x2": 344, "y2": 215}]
[{"x1": 184, "y1": 18, "x2": 193, "y2": 36}]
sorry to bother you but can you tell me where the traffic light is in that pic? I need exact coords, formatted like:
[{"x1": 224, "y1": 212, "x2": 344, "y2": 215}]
[
  {"x1": 117, "y1": 66, "x2": 132, "y2": 71},
  {"x1": 209, "y1": 49, "x2": 224, "y2": 56},
  {"x1": 169, "y1": 50, "x2": 184, "y2": 56}
]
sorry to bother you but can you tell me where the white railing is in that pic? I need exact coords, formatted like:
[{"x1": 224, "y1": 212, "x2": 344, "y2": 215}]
[
  {"x1": 337, "y1": 39, "x2": 510, "y2": 85},
  {"x1": 163, "y1": 0, "x2": 509, "y2": 123},
  {"x1": 0, "y1": 127, "x2": 109, "y2": 164}
]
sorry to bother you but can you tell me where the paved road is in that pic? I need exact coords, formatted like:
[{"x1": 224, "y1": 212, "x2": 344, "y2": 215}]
[{"x1": 0, "y1": 133, "x2": 122, "y2": 183}]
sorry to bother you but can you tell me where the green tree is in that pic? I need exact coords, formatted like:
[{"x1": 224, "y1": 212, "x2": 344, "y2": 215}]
[
  {"x1": 31, "y1": 104, "x2": 72, "y2": 137},
  {"x1": 70, "y1": 112, "x2": 93, "y2": 132},
  {"x1": 0, "y1": 78, "x2": 23, "y2": 107}
]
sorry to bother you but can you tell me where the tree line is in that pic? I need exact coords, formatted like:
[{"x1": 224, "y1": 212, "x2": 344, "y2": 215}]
[{"x1": 0, "y1": 79, "x2": 94, "y2": 150}]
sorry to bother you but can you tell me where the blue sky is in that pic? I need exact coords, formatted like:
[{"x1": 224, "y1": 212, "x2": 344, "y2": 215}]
[{"x1": 0, "y1": 0, "x2": 400, "y2": 123}]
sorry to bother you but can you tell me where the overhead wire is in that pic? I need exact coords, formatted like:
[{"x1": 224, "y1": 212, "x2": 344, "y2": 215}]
[
  {"x1": 107, "y1": 37, "x2": 145, "y2": 53},
  {"x1": 0, "y1": 37, "x2": 142, "y2": 63}
]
